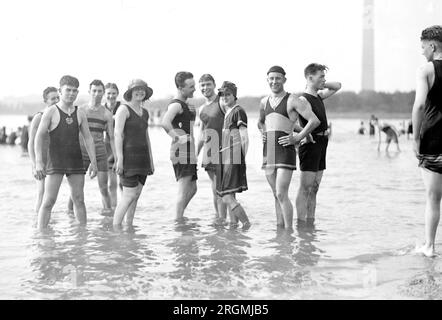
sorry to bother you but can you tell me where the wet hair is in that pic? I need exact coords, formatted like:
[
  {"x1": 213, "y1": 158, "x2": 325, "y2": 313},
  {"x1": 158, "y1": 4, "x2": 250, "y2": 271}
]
[
  {"x1": 105, "y1": 82, "x2": 119, "y2": 94},
  {"x1": 304, "y1": 63, "x2": 329, "y2": 78},
  {"x1": 42, "y1": 86, "x2": 58, "y2": 102},
  {"x1": 175, "y1": 71, "x2": 194, "y2": 88},
  {"x1": 59, "y1": 75, "x2": 79, "y2": 88},
  {"x1": 89, "y1": 79, "x2": 105, "y2": 90},
  {"x1": 421, "y1": 25, "x2": 442, "y2": 43},
  {"x1": 199, "y1": 74, "x2": 215, "y2": 84}
]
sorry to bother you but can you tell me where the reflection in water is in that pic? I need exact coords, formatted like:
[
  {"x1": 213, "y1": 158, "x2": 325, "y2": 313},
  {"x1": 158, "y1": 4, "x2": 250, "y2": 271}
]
[
  {"x1": 26, "y1": 219, "x2": 156, "y2": 299},
  {"x1": 256, "y1": 225, "x2": 323, "y2": 296},
  {"x1": 27, "y1": 225, "x2": 90, "y2": 298}
]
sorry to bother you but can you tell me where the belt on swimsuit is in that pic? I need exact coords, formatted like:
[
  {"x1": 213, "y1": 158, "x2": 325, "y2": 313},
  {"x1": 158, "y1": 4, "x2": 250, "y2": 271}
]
[{"x1": 313, "y1": 130, "x2": 329, "y2": 136}]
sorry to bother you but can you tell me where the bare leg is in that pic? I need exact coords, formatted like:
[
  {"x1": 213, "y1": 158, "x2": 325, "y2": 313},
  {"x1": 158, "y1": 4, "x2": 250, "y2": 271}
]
[
  {"x1": 307, "y1": 171, "x2": 324, "y2": 220},
  {"x1": 275, "y1": 168, "x2": 294, "y2": 230},
  {"x1": 416, "y1": 169, "x2": 442, "y2": 257},
  {"x1": 228, "y1": 193, "x2": 238, "y2": 225},
  {"x1": 176, "y1": 176, "x2": 197, "y2": 221},
  {"x1": 37, "y1": 174, "x2": 64, "y2": 229},
  {"x1": 113, "y1": 184, "x2": 142, "y2": 226},
  {"x1": 67, "y1": 197, "x2": 74, "y2": 214},
  {"x1": 207, "y1": 170, "x2": 219, "y2": 218},
  {"x1": 35, "y1": 178, "x2": 45, "y2": 213},
  {"x1": 97, "y1": 171, "x2": 112, "y2": 211},
  {"x1": 108, "y1": 170, "x2": 118, "y2": 208},
  {"x1": 296, "y1": 171, "x2": 317, "y2": 222},
  {"x1": 66, "y1": 174, "x2": 87, "y2": 225},
  {"x1": 124, "y1": 184, "x2": 143, "y2": 226},
  {"x1": 208, "y1": 170, "x2": 227, "y2": 221},
  {"x1": 265, "y1": 168, "x2": 284, "y2": 227}
]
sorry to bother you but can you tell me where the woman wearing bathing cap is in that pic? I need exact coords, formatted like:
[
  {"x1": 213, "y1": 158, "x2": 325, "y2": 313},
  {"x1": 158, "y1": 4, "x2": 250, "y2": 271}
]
[{"x1": 216, "y1": 81, "x2": 251, "y2": 229}]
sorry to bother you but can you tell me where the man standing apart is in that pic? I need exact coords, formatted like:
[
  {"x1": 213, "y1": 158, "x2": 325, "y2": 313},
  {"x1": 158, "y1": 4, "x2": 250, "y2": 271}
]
[
  {"x1": 259, "y1": 66, "x2": 320, "y2": 230},
  {"x1": 28, "y1": 87, "x2": 60, "y2": 213},
  {"x1": 295, "y1": 64, "x2": 341, "y2": 226},
  {"x1": 35, "y1": 75, "x2": 98, "y2": 229},
  {"x1": 412, "y1": 26, "x2": 442, "y2": 257},
  {"x1": 162, "y1": 72, "x2": 198, "y2": 222}
]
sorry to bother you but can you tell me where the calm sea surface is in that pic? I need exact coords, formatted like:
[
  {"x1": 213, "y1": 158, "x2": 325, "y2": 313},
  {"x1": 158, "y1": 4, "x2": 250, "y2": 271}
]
[{"x1": 0, "y1": 114, "x2": 441, "y2": 300}]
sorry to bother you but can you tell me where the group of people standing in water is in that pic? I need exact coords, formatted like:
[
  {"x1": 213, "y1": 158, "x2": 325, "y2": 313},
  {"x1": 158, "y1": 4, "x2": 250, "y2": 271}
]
[
  {"x1": 28, "y1": 63, "x2": 340, "y2": 233},
  {"x1": 25, "y1": 25, "x2": 442, "y2": 258}
]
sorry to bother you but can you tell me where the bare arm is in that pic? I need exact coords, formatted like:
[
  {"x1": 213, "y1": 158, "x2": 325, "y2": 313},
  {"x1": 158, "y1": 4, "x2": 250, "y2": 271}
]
[
  {"x1": 257, "y1": 97, "x2": 267, "y2": 143},
  {"x1": 28, "y1": 114, "x2": 41, "y2": 172},
  {"x1": 105, "y1": 109, "x2": 117, "y2": 166},
  {"x1": 114, "y1": 105, "x2": 129, "y2": 176},
  {"x1": 161, "y1": 102, "x2": 188, "y2": 144},
  {"x1": 196, "y1": 107, "x2": 206, "y2": 156},
  {"x1": 146, "y1": 127, "x2": 154, "y2": 174},
  {"x1": 239, "y1": 126, "x2": 249, "y2": 156},
  {"x1": 257, "y1": 97, "x2": 266, "y2": 132},
  {"x1": 279, "y1": 95, "x2": 320, "y2": 146},
  {"x1": 412, "y1": 64, "x2": 432, "y2": 156},
  {"x1": 34, "y1": 107, "x2": 56, "y2": 180},
  {"x1": 78, "y1": 109, "x2": 97, "y2": 178},
  {"x1": 318, "y1": 82, "x2": 342, "y2": 100}
]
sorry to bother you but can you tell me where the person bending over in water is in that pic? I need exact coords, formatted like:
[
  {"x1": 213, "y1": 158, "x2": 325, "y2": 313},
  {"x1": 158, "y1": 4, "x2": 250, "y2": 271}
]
[{"x1": 376, "y1": 120, "x2": 400, "y2": 152}]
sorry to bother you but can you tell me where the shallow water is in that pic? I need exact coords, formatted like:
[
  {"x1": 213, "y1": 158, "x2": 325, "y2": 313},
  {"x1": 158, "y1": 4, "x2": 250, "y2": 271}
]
[{"x1": 0, "y1": 115, "x2": 441, "y2": 300}]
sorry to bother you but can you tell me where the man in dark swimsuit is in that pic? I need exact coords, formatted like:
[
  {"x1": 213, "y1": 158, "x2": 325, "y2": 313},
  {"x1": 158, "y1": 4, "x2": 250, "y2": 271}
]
[
  {"x1": 196, "y1": 74, "x2": 230, "y2": 225},
  {"x1": 259, "y1": 66, "x2": 319, "y2": 230},
  {"x1": 161, "y1": 71, "x2": 198, "y2": 222},
  {"x1": 295, "y1": 63, "x2": 341, "y2": 226},
  {"x1": 412, "y1": 25, "x2": 442, "y2": 257},
  {"x1": 35, "y1": 75, "x2": 98, "y2": 229}
]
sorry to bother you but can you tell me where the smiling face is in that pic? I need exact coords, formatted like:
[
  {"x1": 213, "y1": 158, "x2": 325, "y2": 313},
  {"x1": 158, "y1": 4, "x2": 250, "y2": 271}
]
[
  {"x1": 45, "y1": 91, "x2": 60, "y2": 106},
  {"x1": 105, "y1": 87, "x2": 119, "y2": 103},
  {"x1": 267, "y1": 72, "x2": 286, "y2": 94},
  {"x1": 59, "y1": 85, "x2": 79, "y2": 104},
  {"x1": 199, "y1": 80, "x2": 216, "y2": 99}
]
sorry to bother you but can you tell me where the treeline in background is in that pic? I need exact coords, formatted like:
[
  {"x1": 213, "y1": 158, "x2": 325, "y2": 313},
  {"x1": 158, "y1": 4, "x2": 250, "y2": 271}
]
[{"x1": 0, "y1": 90, "x2": 415, "y2": 118}]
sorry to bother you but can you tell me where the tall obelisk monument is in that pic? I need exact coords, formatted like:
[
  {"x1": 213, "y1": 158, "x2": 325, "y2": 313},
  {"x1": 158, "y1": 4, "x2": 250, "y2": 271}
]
[{"x1": 362, "y1": 0, "x2": 375, "y2": 91}]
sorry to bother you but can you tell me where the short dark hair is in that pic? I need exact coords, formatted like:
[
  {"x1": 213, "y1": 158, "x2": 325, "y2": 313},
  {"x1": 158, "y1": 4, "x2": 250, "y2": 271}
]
[
  {"x1": 175, "y1": 71, "x2": 194, "y2": 88},
  {"x1": 105, "y1": 83, "x2": 119, "y2": 94},
  {"x1": 42, "y1": 86, "x2": 58, "y2": 102},
  {"x1": 59, "y1": 75, "x2": 79, "y2": 88},
  {"x1": 89, "y1": 79, "x2": 105, "y2": 90},
  {"x1": 421, "y1": 25, "x2": 442, "y2": 43},
  {"x1": 304, "y1": 63, "x2": 328, "y2": 78},
  {"x1": 199, "y1": 74, "x2": 215, "y2": 84}
]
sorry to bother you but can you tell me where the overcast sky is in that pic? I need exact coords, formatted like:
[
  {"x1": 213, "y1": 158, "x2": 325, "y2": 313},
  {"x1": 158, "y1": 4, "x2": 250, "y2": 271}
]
[{"x1": 0, "y1": 0, "x2": 440, "y2": 100}]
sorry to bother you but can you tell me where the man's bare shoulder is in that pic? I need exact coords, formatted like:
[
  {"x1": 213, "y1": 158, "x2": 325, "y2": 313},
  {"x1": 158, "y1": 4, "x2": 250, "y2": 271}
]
[
  {"x1": 77, "y1": 106, "x2": 88, "y2": 117},
  {"x1": 288, "y1": 93, "x2": 305, "y2": 104},
  {"x1": 103, "y1": 106, "x2": 114, "y2": 119},
  {"x1": 420, "y1": 61, "x2": 435, "y2": 76},
  {"x1": 260, "y1": 96, "x2": 268, "y2": 107},
  {"x1": 42, "y1": 105, "x2": 58, "y2": 116}
]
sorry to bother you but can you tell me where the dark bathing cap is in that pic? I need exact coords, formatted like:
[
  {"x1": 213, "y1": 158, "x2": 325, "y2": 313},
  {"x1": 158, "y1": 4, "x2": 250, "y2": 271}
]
[{"x1": 267, "y1": 65, "x2": 286, "y2": 76}]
